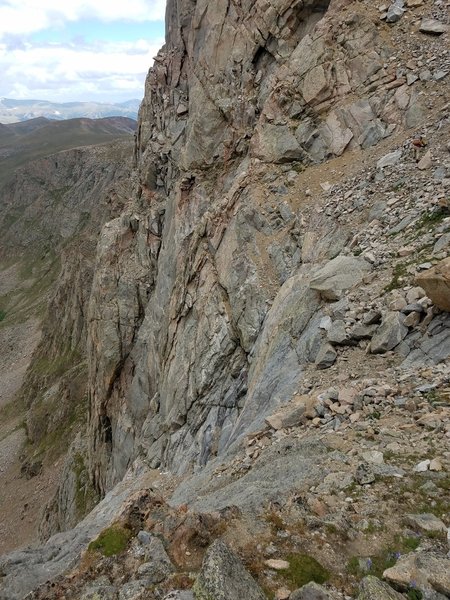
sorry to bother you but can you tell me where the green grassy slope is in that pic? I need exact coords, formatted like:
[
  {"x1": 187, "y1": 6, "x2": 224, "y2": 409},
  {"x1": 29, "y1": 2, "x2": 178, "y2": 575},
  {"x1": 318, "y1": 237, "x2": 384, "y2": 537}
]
[{"x1": 0, "y1": 116, "x2": 136, "y2": 188}]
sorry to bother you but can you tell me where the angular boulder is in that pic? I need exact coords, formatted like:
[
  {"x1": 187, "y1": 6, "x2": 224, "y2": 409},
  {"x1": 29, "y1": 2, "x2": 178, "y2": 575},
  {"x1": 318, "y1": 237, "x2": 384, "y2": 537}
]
[
  {"x1": 193, "y1": 539, "x2": 266, "y2": 600},
  {"x1": 370, "y1": 312, "x2": 408, "y2": 353},
  {"x1": 358, "y1": 576, "x2": 404, "y2": 599},
  {"x1": 419, "y1": 18, "x2": 450, "y2": 34},
  {"x1": 290, "y1": 581, "x2": 335, "y2": 599},
  {"x1": 309, "y1": 256, "x2": 371, "y2": 301},
  {"x1": 265, "y1": 395, "x2": 318, "y2": 430},
  {"x1": 415, "y1": 258, "x2": 450, "y2": 311},
  {"x1": 383, "y1": 552, "x2": 450, "y2": 596},
  {"x1": 315, "y1": 343, "x2": 337, "y2": 369},
  {"x1": 405, "y1": 513, "x2": 447, "y2": 534}
]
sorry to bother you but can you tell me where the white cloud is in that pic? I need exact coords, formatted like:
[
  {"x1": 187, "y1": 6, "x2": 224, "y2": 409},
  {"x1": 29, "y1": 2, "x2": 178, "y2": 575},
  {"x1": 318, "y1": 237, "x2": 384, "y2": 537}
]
[
  {"x1": 0, "y1": 38, "x2": 164, "y2": 101},
  {"x1": 0, "y1": 0, "x2": 166, "y2": 37}
]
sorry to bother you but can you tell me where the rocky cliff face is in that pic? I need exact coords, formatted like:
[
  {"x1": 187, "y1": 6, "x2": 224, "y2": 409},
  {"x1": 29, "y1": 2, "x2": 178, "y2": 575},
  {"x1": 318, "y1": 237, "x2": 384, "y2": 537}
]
[
  {"x1": 1, "y1": 0, "x2": 449, "y2": 597},
  {"x1": 86, "y1": 0, "x2": 448, "y2": 497}
]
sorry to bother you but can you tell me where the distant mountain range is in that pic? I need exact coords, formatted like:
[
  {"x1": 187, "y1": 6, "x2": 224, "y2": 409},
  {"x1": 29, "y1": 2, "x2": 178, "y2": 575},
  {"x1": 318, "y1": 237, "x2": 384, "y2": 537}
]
[
  {"x1": 0, "y1": 116, "x2": 136, "y2": 188},
  {"x1": 0, "y1": 98, "x2": 141, "y2": 123}
]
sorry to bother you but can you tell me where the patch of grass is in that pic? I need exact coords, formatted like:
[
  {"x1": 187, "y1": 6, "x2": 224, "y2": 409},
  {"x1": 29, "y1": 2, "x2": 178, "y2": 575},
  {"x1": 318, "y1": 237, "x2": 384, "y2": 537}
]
[
  {"x1": 407, "y1": 589, "x2": 423, "y2": 600},
  {"x1": 383, "y1": 449, "x2": 395, "y2": 462},
  {"x1": 384, "y1": 262, "x2": 409, "y2": 293},
  {"x1": 365, "y1": 521, "x2": 385, "y2": 534},
  {"x1": 0, "y1": 254, "x2": 61, "y2": 328},
  {"x1": 401, "y1": 536, "x2": 421, "y2": 552},
  {"x1": 347, "y1": 535, "x2": 421, "y2": 581},
  {"x1": 88, "y1": 524, "x2": 132, "y2": 557},
  {"x1": 0, "y1": 396, "x2": 26, "y2": 423},
  {"x1": 423, "y1": 530, "x2": 446, "y2": 541},
  {"x1": 415, "y1": 208, "x2": 448, "y2": 231},
  {"x1": 30, "y1": 374, "x2": 88, "y2": 460},
  {"x1": 325, "y1": 523, "x2": 339, "y2": 535},
  {"x1": 437, "y1": 477, "x2": 450, "y2": 492},
  {"x1": 423, "y1": 389, "x2": 443, "y2": 406},
  {"x1": 30, "y1": 346, "x2": 81, "y2": 379},
  {"x1": 49, "y1": 186, "x2": 70, "y2": 204},
  {"x1": 0, "y1": 309, "x2": 5, "y2": 321},
  {"x1": 369, "y1": 410, "x2": 381, "y2": 420},
  {"x1": 278, "y1": 553, "x2": 330, "y2": 588},
  {"x1": 347, "y1": 556, "x2": 360, "y2": 576}
]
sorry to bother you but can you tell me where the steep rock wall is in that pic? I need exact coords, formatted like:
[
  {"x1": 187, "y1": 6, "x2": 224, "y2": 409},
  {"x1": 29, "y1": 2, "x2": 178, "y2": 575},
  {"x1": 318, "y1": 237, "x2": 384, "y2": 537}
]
[{"x1": 87, "y1": 0, "x2": 428, "y2": 495}]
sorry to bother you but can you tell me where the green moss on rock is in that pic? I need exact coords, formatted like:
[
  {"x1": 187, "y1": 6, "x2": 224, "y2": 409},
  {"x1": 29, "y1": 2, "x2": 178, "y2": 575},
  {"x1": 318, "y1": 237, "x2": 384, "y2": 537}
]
[
  {"x1": 88, "y1": 524, "x2": 132, "y2": 557},
  {"x1": 278, "y1": 553, "x2": 330, "y2": 588}
]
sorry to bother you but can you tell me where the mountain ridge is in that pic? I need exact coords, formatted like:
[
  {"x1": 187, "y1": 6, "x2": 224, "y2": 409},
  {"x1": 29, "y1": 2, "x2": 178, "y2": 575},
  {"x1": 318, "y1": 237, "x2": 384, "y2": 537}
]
[
  {"x1": 0, "y1": 115, "x2": 136, "y2": 189},
  {"x1": 0, "y1": 98, "x2": 141, "y2": 124}
]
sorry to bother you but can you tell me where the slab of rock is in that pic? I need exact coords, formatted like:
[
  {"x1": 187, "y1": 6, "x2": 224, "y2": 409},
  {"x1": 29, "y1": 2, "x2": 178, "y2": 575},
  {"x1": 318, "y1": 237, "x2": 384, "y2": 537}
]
[
  {"x1": 434, "y1": 233, "x2": 450, "y2": 254},
  {"x1": 419, "y1": 18, "x2": 450, "y2": 34},
  {"x1": 351, "y1": 324, "x2": 378, "y2": 340},
  {"x1": 370, "y1": 312, "x2": 408, "y2": 353},
  {"x1": 193, "y1": 539, "x2": 266, "y2": 600},
  {"x1": 385, "y1": 2, "x2": 405, "y2": 23},
  {"x1": 265, "y1": 558, "x2": 290, "y2": 570},
  {"x1": 414, "y1": 459, "x2": 430, "y2": 472},
  {"x1": 403, "y1": 312, "x2": 420, "y2": 328},
  {"x1": 309, "y1": 256, "x2": 371, "y2": 301},
  {"x1": 291, "y1": 581, "x2": 335, "y2": 599},
  {"x1": 405, "y1": 513, "x2": 447, "y2": 534},
  {"x1": 81, "y1": 579, "x2": 117, "y2": 600},
  {"x1": 361, "y1": 450, "x2": 384, "y2": 464},
  {"x1": 417, "y1": 150, "x2": 432, "y2": 170},
  {"x1": 327, "y1": 320, "x2": 348, "y2": 345},
  {"x1": 358, "y1": 576, "x2": 404, "y2": 599},
  {"x1": 415, "y1": 258, "x2": 450, "y2": 311},
  {"x1": 384, "y1": 552, "x2": 450, "y2": 596},
  {"x1": 363, "y1": 310, "x2": 382, "y2": 325},
  {"x1": 265, "y1": 395, "x2": 317, "y2": 430},
  {"x1": 118, "y1": 581, "x2": 147, "y2": 600},
  {"x1": 430, "y1": 458, "x2": 442, "y2": 471},
  {"x1": 377, "y1": 150, "x2": 402, "y2": 169},
  {"x1": 315, "y1": 343, "x2": 337, "y2": 369}
]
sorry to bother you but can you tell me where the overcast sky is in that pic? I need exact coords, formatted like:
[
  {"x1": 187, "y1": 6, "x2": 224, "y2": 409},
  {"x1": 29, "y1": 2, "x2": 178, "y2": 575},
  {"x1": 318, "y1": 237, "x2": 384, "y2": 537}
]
[{"x1": 0, "y1": 0, "x2": 166, "y2": 103}]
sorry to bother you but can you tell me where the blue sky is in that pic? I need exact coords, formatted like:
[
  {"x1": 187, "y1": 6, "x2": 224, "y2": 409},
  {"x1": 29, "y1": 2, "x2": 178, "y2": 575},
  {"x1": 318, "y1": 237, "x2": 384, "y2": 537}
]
[{"x1": 0, "y1": 1, "x2": 165, "y2": 102}]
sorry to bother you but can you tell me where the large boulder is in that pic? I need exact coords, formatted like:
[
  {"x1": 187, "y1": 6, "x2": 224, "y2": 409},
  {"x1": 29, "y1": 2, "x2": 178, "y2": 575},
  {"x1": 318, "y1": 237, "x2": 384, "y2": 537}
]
[
  {"x1": 309, "y1": 256, "x2": 371, "y2": 301},
  {"x1": 415, "y1": 258, "x2": 450, "y2": 312},
  {"x1": 265, "y1": 395, "x2": 318, "y2": 430},
  {"x1": 193, "y1": 539, "x2": 266, "y2": 600},
  {"x1": 383, "y1": 552, "x2": 450, "y2": 596},
  {"x1": 404, "y1": 513, "x2": 447, "y2": 534},
  {"x1": 290, "y1": 581, "x2": 336, "y2": 599},
  {"x1": 370, "y1": 312, "x2": 408, "y2": 353}
]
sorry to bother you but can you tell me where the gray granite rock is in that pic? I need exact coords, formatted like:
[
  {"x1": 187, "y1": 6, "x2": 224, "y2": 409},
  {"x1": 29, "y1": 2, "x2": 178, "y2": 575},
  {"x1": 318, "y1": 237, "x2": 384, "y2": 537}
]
[
  {"x1": 315, "y1": 343, "x2": 337, "y2": 369},
  {"x1": 193, "y1": 539, "x2": 266, "y2": 600},
  {"x1": 358, "y1": 576, "x2": 404, "y2": 599},
  {"x1": 310, "y1": 256, "x2": 371, "y2": 301},
  {"x1": 370, "y1": 312, "x2": 408, "y2": 353}
]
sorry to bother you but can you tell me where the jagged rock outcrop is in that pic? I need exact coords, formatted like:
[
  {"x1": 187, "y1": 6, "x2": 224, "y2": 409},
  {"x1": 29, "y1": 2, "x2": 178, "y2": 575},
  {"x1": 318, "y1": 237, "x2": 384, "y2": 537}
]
[
  {"x1": 193, "y1": 539, "x2": 266, "y2": 600},
  {"x1": 86, "y1": 0, "x2": 440, "y2": 496}
]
